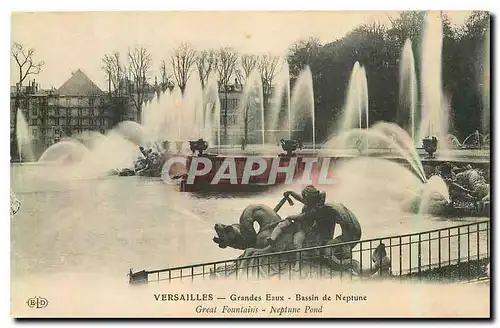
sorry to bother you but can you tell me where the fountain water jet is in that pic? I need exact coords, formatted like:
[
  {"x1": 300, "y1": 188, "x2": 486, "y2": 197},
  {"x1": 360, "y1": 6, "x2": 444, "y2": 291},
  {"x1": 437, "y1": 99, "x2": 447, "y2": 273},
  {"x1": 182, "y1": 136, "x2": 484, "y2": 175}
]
[
  {"x1": 268, "y1": 61, "x2": 291, "y2": 142},
  {"x1": 326, "y1": 127, "x2": 426, "y2": 183},
  {"x1": 203, "y1": 74, "x2": 221, "y2": 149},
  {"x1": 16, "y1": 108, "x2": 35, "y2": 162},
  {"x1": 38, "y1": 139, "x2": 91, "y2": 164},
  {"x1": 338, "y1": 62, "x2": 369, "y2": 149},
  {"x1": 370, "y1": 122, "x2": 427, "y2": 183},
  {"x1": 399, "y1": 39, "x2": 418, "y2": 144},
  {"x1": 418, "y1": 175, "x2": 450, "y2": 215},
  {"x1": 234, "y1": 68, "x2": 265, "y2": 148},
  {"x1": 290, "y1": 66, "x2": 315, "y2": 150},
  {"x1": 419, "y1": 12, "x2": 450, "y2": 151}
]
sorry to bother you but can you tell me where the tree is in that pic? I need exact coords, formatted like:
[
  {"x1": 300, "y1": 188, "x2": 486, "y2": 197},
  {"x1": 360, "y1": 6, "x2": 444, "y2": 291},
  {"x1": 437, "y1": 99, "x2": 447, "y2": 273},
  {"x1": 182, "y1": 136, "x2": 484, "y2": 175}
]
[
  {"x1": 11, "y1": 42, "x2": 45, "y2": 91},
  {"x1": 236, "y1": 54, "x2": 259, "y2": 85},
  {"x1": 159, "y1": 60, "x2": 173, "y2": 91},
  {"x1": 102, "y1": 52, "x2": 125, "y2": 96},
  {"x1": 11, "y1": 42, "x2": 44, "y2": 161},
  {"x1": 171, "y1": 42, "x2": 197, "y2": 94},
  {"x1": 287, "y1": 37, "x2": 321, "y2": 80},
  {"x1": 128, "y1": 46, "x2": 152, "y2": 123},
  {"x1": 258, "y1": 53, "x2": 281, "y2": 113},
  {"x1": 216, "y1": 47, "x2": 239, "y2": 140},
  {"x1": 196, "y1": 49, "x2": 218, "y2": 89}
]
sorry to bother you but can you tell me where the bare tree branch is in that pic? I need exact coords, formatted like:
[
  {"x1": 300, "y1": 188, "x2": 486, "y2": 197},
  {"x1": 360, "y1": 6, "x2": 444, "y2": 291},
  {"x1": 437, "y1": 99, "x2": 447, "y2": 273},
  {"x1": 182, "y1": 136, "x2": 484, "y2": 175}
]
[
  {"x1": 171, "y1": 42, "x2": 197, "y2": 94},
  {"x1": 128, "y1": 46, "x2": 152, "y2": 123},
  {"x1": 236, "y1": 54, "x2": 259, "y2": 85},
  {"x1": 102, "y1": 52, "x2": 125, "y2": 95},
  {"x1": 160, "y1": 60, "x2": 173, "y2": 90},
  {"x1": 196, "y1": 49, "x2": 218, "y2": 89},
  {"x1": 216, "y1": 47, "x2": 238, "y2": 89},
  {"x1": 11, "y1": 42, "x2": 44, "y2": 91},
  {"x1": 258, "y1": 53, "x2": 281, "y2": 99}
]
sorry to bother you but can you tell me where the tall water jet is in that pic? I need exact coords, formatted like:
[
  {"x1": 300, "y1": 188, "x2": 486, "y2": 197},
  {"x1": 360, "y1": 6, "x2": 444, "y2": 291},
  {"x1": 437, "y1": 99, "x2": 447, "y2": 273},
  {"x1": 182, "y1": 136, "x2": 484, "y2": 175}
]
[
  {"x1": 419, "y1": 12, "x2": 449, "y2": 149},
  {"x1": 290, "y1": 66, "x2": 315, "y2": 150},
  {"x1": 482, "y1": 23, "x2": 490, "y2": 135},
  {"x1": 268, "y1": 61, "x2": 291, "y2": 142},
  {"x1": 203, "y1": 74, "x2": 221, "y2": 148},
  {"x1": 16, "y1": 108, "x2": 35, "y2": 162},
  {"x1": 338, "y1": 62, "x2": 369, "y2": 149},
  {"x1": 399, "y1": 38, "x2": 418, "y2": 144},
  {"x1": 183, "y1": 72, "x2": 204, "y2": 140},
  {"x1": 234, "y1": 68, "x2": 264, "y2": 148},
  {"x1": 169, "y1": 87, "x2": 183, "y2": 141},
  {"x1": 359, "y1": 66, "x2": 369, "y2": 148}
]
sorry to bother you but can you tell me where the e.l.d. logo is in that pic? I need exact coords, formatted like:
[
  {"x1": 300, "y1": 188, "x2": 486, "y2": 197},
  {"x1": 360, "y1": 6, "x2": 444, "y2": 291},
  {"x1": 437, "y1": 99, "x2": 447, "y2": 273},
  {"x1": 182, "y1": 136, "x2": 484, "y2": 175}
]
[{"x1": 26, "y1": 296, "x2": 49, "y2": 309}]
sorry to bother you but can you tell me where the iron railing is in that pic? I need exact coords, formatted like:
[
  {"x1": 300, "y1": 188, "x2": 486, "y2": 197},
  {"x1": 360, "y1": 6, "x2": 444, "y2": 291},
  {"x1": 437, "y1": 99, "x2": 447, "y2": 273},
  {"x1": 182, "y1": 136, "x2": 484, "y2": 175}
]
[{"x1": 129, "y1": 220, "x2": 490, "y2": 284}]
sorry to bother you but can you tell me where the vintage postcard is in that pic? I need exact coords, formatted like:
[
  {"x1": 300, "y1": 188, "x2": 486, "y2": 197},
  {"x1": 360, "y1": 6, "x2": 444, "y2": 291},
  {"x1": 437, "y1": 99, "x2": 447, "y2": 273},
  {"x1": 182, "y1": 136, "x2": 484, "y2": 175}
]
[{"x1": 10, "y1": 10, "x2": 491, "y2": 318}]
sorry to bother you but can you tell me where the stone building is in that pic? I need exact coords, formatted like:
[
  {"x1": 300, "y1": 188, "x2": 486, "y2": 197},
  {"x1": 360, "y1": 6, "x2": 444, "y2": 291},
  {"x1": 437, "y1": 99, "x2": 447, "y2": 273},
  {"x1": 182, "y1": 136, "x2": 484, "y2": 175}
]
[{"x1": 10, "y1": 69, "x2": 157, "y2": 160}]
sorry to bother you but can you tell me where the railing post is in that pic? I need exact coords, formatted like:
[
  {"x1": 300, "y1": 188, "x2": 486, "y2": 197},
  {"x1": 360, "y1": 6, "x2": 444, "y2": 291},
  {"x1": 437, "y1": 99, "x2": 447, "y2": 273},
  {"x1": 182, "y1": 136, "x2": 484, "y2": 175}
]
[
  {"x1": 369, "y1": 241, "x2": 373, "y2": 274},
  {"x1": 467, "y1": 225, "x2": 471, "y2": 281},
  {"x1": 350, "y1": 246, "x2": 353, "y2": 281},
  {"x1": 359, "y1": 242, "x2": 363, "y2": 277},
  {"x1": 399, "y1": 236, "x2": 402, "y2": 277},
  {"x1": 476, "y1": 223, "x2": 480, "y2": 281},
  {"x1": 448, "y1": 228, "x2": 451, "y2": 280},
  {"x1": 458, "y1": 227, "x2": 461, "y2": 280},
  {"x1": 428, "y1": 232, "x2": 431, "y2": 271},
  {"x1": 409, "y1": 236, "x2": 412, "y2": 275},
  {"x1": 438, "y1": 230, "x2": 441, "y2": 270},
  {"x1": 418, "y1": 234, "x2": 422, "y2": 278}
]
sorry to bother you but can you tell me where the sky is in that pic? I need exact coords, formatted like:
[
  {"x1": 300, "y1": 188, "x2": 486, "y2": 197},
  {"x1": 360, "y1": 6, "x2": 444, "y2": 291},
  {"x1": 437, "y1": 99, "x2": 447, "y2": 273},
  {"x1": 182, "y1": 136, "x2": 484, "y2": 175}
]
[{"x1": 11, "y1": 11, "x2": 473, "y2": 91}]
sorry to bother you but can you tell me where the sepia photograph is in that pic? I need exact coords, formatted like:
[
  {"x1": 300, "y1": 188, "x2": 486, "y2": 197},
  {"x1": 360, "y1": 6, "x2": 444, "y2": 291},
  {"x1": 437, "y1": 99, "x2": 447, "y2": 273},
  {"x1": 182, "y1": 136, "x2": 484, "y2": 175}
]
[{"x1": 8, "y1": 8, "x2": 491, "y2": 319}]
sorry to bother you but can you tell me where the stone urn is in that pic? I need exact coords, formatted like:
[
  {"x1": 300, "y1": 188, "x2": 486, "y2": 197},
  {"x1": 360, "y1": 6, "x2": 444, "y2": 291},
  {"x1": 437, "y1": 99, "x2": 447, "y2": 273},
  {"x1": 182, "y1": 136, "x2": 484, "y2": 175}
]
[
  {"x1": 280, "y1": 138, "x2": 302, "y2": 157},
  {"x1": 189, "y1": 138, "x2": 209, "y2": 156},
  {"x1": 175, "y1": 141, "x2": 183, "y2": 154},
  {"x1": 422, "y1": 136, "x2": 438, "y2": 159}
]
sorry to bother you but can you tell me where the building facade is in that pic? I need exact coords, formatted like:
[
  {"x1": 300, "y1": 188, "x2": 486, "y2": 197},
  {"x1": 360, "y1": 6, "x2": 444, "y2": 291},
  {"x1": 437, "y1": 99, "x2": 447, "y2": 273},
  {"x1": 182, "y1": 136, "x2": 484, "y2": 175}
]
[{"x1": 10, "y1": 69, "x2": 158, "y2": 160}]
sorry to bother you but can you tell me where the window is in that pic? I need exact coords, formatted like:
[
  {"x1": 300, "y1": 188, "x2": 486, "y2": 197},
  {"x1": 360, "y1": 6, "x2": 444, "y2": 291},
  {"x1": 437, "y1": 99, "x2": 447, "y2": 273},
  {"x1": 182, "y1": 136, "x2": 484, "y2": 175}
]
[
  {"x1": 66, "y1": 108, "x2": 71, "y2": 116},
  {"x1": 89, "y1": 98, "x2": 95, "y2": 106},
  {"x1": 67, "y1": 118, "x2": 72, "y2": 125},
  {"x1": 78, "y1": 109, "x2": 83, "y2": 116},
  {"x1": 32, "y1": 128, "x2": 38, "y2": 138},
  {"x1": 90, "y1": 108, "x2": 94, "y2": 116},
  {"x1": 66, "y1": 98, "x2": 71, "y2": 106},
  {"x1": 32, "y1": 108, "x2": 37, "y2": 116},
  {"x1": 55, "y1": 108, "x2": 59, "y2": 115},
  {"x1": 31, "y1": 119, "x2": 37, "y2": 125},
  {"x1": 55, "y1": 118, "x2": 60, "y2": 125}
]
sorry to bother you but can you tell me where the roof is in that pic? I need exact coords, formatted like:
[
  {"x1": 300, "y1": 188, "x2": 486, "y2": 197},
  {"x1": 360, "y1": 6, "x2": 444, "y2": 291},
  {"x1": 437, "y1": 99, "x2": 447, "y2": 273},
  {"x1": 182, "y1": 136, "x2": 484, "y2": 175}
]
[{"x1": 57, "y1": 69, "x2": 103, "y2": 96}]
